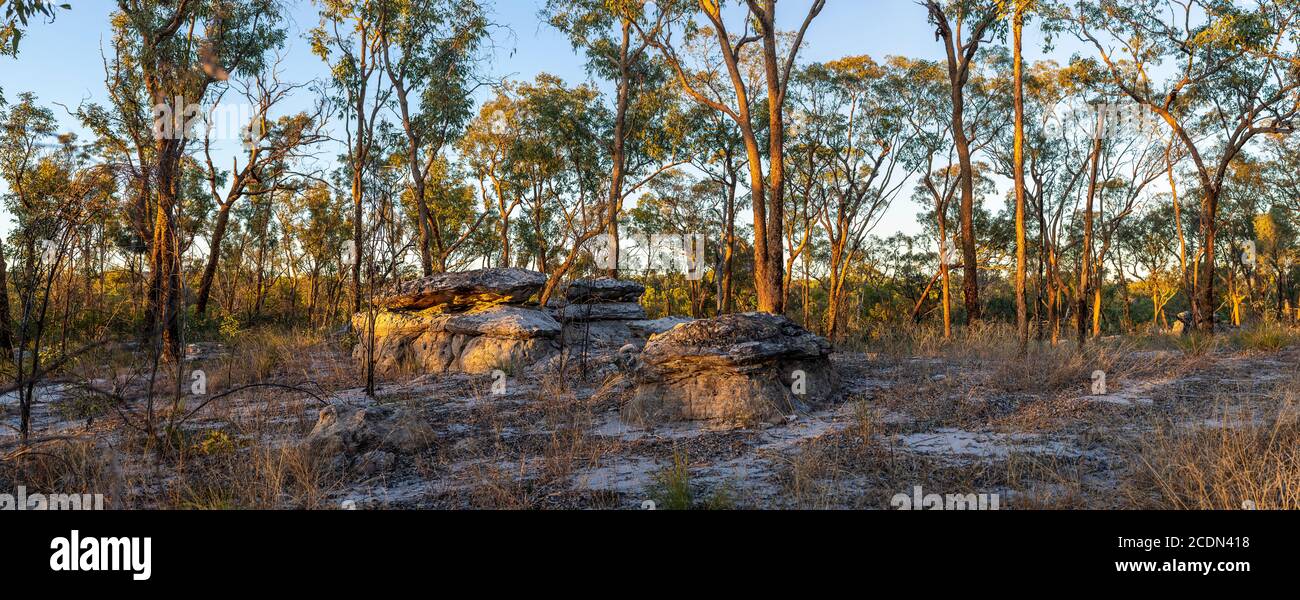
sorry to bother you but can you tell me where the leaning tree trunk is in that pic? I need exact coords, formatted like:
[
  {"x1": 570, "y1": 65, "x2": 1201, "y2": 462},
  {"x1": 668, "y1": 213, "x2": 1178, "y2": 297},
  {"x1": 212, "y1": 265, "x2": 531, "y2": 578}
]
[
  {"x1": 952, "y1": 106, "x2": 980, "y2": 323},
  {"x1": 0, "y1": 234, "x2": 13, "y2": 362},
  {"x1": 1194, "y1": 188, "x2": 1220, "y2": 333},
  {"x1": 1078, "y1": 115, "x2": 1102, "y2": 348},
  {"x1": 605, "y1": 23, "x2": 632, "y2": 279},
  {"x1": 195, "y1": 202, "x2": 234, "y2": 316},
  {"x1": 148, "y1": 189, "x2": 182, "y2": 360}
]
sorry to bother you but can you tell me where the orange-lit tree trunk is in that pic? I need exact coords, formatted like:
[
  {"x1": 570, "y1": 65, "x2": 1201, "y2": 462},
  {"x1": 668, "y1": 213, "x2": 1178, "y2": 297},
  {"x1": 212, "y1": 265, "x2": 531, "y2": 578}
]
[
  {"x1": 640, "y1": 0, "x2": 826, "y2": 315},
  {"x1": 1077, "y1": 108, "x2": 1103, "y2": 348},
  {"x1": 927, "y1": 1, "x2": 1000, "y2": 324},
  {"x1": 1012, "y1": 2, "x2": 1028, "y2": 352}
]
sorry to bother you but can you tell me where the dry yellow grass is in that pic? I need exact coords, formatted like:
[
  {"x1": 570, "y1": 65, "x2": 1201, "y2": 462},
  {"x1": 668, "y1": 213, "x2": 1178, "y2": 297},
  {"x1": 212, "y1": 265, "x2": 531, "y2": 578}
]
[
  {"x1": 8, "y1": 319, "x2": 1300, "y2": 510},
  {"x1": 1121, "y1": 395, "x2": 1300, "y2": 510}
]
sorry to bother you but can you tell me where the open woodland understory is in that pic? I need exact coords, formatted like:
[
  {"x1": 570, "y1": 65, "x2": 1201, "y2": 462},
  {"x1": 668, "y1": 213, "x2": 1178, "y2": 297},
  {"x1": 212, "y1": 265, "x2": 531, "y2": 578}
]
[{"x1": 1, "y1": 0, "x2": 1299, "y2": 510}]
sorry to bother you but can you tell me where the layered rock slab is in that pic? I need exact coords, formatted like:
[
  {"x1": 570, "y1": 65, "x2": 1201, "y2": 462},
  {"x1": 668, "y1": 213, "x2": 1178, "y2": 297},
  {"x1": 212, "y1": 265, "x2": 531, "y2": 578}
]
[
  {"x1": 566, "y1": 278, "x2": 646, "y2": 303},
  {"x1": 558, "y1": 278, "x2": 652, "y2": 351},
  {"x1": 626, "y1": 312, "x2": 838, "y2": 427},
  {"x1": 379, "y1": 268, "x2": 547, "y2": 312},
  {"x1": 356, "y1": 269, "x2": 558, "y2": 376}
]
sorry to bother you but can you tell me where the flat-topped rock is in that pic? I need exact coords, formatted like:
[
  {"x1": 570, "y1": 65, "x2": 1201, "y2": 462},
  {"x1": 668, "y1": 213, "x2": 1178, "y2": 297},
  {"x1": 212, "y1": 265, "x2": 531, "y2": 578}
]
[
  {"x1": 639, "y1": 312, "x2": 831, "y2": 367},
  {"x1": 626, "y1": 313, "x2": 838, "y2": 427},
  {"x1": 380, "y1": 268, "x2": 547, "y2": 311},
  {"x1": 566, "y1": 278, "x2": 645, "y2": 303},
  {"x1": 561, "y1": 302, "x2": 647, "y2": 322}
]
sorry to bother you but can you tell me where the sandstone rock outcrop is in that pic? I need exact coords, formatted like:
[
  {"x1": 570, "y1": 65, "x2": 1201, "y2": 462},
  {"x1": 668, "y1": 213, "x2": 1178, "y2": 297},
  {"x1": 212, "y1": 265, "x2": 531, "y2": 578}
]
[
  {"x1": 558, "y1": 278, "x2": 654, "y2": 351},
  {"x1": 359, "y1": 271, "x2": 698, "y2": 378},
  {"x1": 625, "y1": 312, "x2": 838, "y2": 427},
  {"x1": 304, "y1": 404, "x2": 435, "y2": 473},
  {"x1": 356, "y1": 268, "x2": 558, "y2": 376}
]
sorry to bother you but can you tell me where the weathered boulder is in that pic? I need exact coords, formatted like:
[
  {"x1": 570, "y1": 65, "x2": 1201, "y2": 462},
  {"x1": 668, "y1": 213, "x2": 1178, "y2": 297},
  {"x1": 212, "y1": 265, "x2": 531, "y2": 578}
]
[
  {"x1": 561, "y1": 302, "x2": 647, "y2": 322},
  {"x1": 625, "y1": 312, "x2": 838, "y2": 427},
  {"x1": 356, "y1": 305, "x2": 559, "y2": 376},
  {"x1": 379, "y1": 268, "x2": 546, "y2": 312},
  {"x1": 304, "y1": 404, "x2": 435, "y2": 472},
  {"x1": 457, "y1": 334, "x2": 556, "y2": 373},
  {"x1": 1171, "y1": 311, "x2": 1192, "y2": 336},
  {"x1": 304, "y1": 405, "x2": 385, "y2": 458},
  {"x1": 355, "y1": 450, "x2": 396, "y2": 477},
  {"x1": 357, "y1": 269, "x2": 561, "y2": 376},
  {"x1": 566, "y1": 278, "x2": 646, "y2": 303}
]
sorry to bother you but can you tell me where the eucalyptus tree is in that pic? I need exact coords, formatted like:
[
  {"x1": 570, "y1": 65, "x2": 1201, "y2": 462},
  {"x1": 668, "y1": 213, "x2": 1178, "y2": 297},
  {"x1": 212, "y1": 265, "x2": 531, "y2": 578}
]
[
  {"x1": 626, "y1": 170, "x2": 720, "y2": 317},
  {"x1": 194, "y1": 65, "x2": 329, "y2": 316},
  {"x1": 1087, "y1": 118, "x2": 1167, "y2": 336},
  {"x1": 312, "y1": 0, "x2": 389, "y2": 313},
  {"x1": 923, "y1": 0, "x2": 1009, "y2": 323},
  {"x1": 636, "y1": 0, "x2": 827, "y2": 315},
  {"x1": 288, "y1": 182, "x2": 350, "y2": 326},
  {"x1": 894, "y1": 57, "x2": 960, "y2": 337},
  {"x1": 1011, "y1": 60, "x2": 1095, "y2": 343},
  {"x1": 682, "y1": 102, "x2": 747, "y2": 314},
  {"x1": 511, "y1": 75, "x2": 602, "y2": 276},
  {"x1": 0, "y1": 93, "x2": 53, "y2": 361},
  {"x1": 544, "y1": 0, "x2": 683, "y2": 278},
  {"x1": 1121, "y1": 203, "x2": 1182, "y2": 329},
  {"x1": 1215, "y1": 158, "x2": 1262, "y2": 324},
  {"x1": 897, "y1": 51, "x2": 1005, "y2": 333},
  {"x1": 912, "y1": 162, "x2": 999, "y2": 327},
  {"x1": 459, "y1": 90, "x2": 524, "y2": 268},
  {"x1": 1, "y1": 95, "x2": 114, "y2": 441},
  {"x1": 1252, "y1": 206, "x2": 1297, "y2": 320},
  {"x1": 415, "y1": 156, "x2": 488, "y2": 272},
  {"x1": 110, "y1": 0, "x2": 287, "y2": 359},
  {"x1": 1072, "y1": 0, "x2": 1300, "y2": 332},
  {"x1": 791, "y1": 56, "x2": 917, "y2": 339},
  {"x1": 1262, "y1": 138, "x2": 1300, "y2": 317},
  {"x1": 509, "y1": 74, "x2": 639, "y2": 307},
  {"x1": 377, "y1": 0, "x2": 488, "y2": 275}
]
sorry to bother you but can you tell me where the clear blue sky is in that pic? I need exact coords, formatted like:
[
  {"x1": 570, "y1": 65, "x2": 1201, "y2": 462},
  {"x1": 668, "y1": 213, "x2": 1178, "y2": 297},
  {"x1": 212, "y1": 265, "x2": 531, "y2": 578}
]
[{"x1": 0, "y1": 0, "x2": 1079, "y2": 238}]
